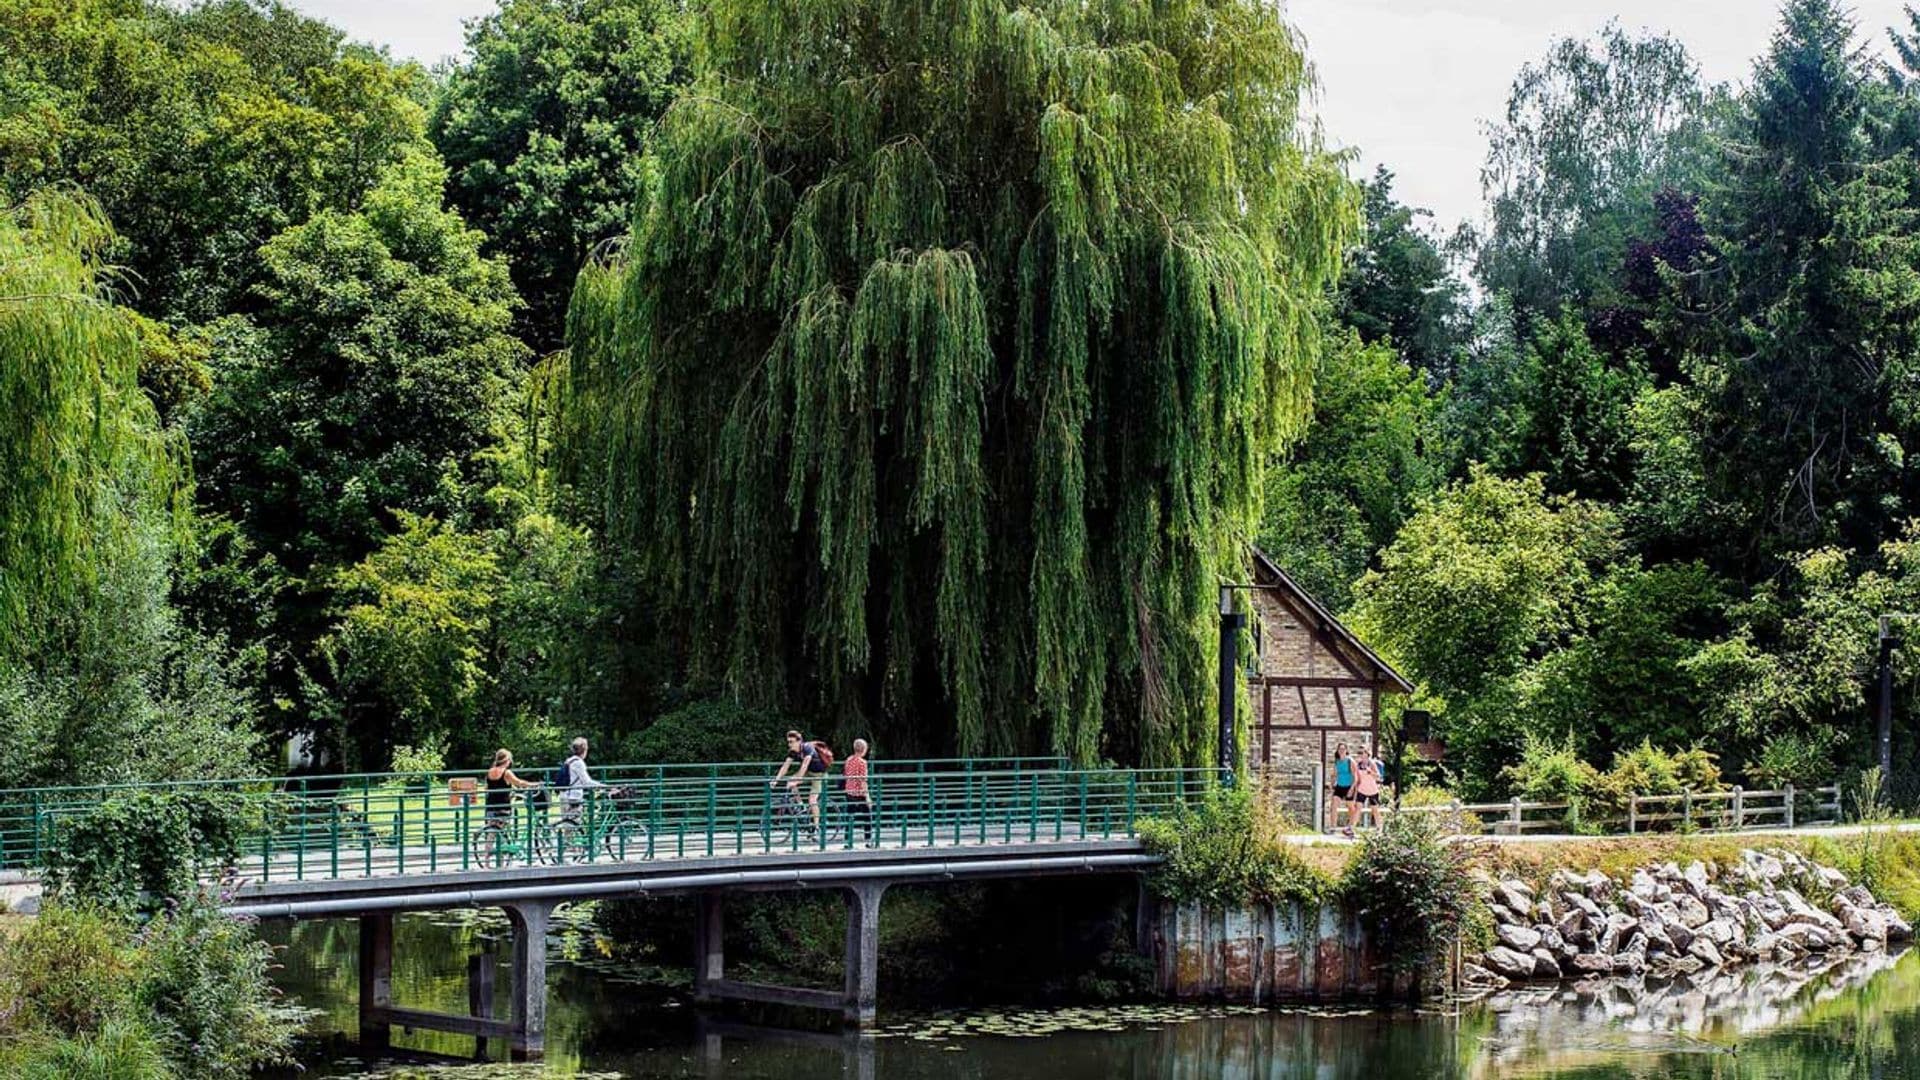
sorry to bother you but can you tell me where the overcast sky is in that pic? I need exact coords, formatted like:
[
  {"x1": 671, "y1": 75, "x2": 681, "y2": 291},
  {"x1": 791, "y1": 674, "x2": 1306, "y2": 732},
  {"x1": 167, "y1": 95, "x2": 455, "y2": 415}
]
[{"x1": 292, "y1": 0, "x2": 1918, "y2": 229}]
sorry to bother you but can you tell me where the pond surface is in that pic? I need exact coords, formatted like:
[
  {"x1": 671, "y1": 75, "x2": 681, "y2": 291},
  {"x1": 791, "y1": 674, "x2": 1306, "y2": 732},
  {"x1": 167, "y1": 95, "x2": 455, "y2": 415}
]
[{"x1": 262, "y1": 908, "x2": 1920, "y2": 1079}]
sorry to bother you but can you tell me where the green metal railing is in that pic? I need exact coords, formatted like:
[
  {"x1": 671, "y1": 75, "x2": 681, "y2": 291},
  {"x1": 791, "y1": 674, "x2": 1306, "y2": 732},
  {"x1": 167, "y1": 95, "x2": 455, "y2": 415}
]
[{"x1": 0, "y1": 758, "x2": 1219, "y2": 884}]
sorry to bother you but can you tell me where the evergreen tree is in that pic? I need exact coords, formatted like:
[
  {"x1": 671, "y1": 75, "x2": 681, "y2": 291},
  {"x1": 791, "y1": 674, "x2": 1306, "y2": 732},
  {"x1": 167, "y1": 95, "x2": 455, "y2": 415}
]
[
  {"x1": 1333, "y1": 167, "x2": 1468, "y2": 379},
  {"x1": 1697, "y1": 0, "x2": 1920, "y2": 563},
  {"x1": 560, "y1": 0, "x2": 1356, "y2": 763}
]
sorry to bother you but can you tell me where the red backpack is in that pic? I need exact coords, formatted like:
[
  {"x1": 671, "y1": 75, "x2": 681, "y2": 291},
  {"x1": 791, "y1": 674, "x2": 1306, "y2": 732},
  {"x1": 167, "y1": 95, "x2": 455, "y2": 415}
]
[{"x1": 810, "y1": 740, "x2": 835, "y2": 769}]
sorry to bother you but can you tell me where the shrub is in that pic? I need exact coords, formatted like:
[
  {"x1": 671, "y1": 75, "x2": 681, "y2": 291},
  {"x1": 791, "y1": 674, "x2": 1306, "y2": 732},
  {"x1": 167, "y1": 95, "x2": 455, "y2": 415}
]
[
  {"x1": 1400, "y1": 784, "x2": 1484, "y2": 834},
  {"x1": 134, "y1": 903, "x2": 300, "y2": 1078},
  {"x1": 616, "y1": 699, "x2": 797, "y2": 766},
  {"x1": 41, "y1": 789, "x2": 258, "y2": 911},
  {"x1": 388, "y1": 741, "x2": 447, "y2": 775},
  {"x1": 1339, "y1": 813, "x2": 1477, "y2": 975},
  {"x1": 1750, "y1": 730, "x2": 1842, "y2": 790},
  {"x1": 0, "y1": 904, "x2": 138, "y2": 1036},
  {"x1": 0, "y1": 897, "x2": 296, "y2": 1079},
  {"x1": 1137, "y1": 783, "x2": 1331, "y2": 908},
  {"x1": 1501, "y1": 733, "x2": 1600, "y2": 829}
]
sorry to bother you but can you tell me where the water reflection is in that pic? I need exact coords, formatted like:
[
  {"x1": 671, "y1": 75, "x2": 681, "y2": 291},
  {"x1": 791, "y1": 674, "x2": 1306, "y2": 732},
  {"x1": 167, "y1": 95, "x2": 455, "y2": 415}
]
[{"x1": 260, "y1": 911, "x2": 1920, "y2": 1079}]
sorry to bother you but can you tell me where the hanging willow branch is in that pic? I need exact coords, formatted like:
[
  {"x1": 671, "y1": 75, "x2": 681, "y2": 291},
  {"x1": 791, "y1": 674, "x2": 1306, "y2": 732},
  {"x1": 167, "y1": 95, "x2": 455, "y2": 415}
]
[
  {"x1": 559, "y1": 0, "x2": 1356, "y2": 764},
  {"x1": 0, "y1": 191, "x2": 178, "y2": 662}
]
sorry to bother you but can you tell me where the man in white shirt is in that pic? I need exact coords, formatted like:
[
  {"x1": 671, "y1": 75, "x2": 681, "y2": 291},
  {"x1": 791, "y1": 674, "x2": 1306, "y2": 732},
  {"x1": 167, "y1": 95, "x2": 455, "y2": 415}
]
[{"x1": 559, "y1": 736, "x2": 606, "y2": 826}]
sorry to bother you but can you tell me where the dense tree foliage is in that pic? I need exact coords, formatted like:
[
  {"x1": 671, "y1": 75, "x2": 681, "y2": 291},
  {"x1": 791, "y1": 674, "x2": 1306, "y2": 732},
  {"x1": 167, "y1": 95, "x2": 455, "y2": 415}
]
[
  {"x1": 7, "y1": 0, "x2": 1920, "y2": 807},
  {"x1": 1476, "y1": 22, "x2": 1716, "y2": 317},
  {"x1": 432, "y1": 0, "x2": 692, "y2": 351},
  {"x1": 0, "y1": 0, "x2": 430, "y2": 323},
  {"x1": 559, "y1": 0, "x2": 1356, "y2": 764}
]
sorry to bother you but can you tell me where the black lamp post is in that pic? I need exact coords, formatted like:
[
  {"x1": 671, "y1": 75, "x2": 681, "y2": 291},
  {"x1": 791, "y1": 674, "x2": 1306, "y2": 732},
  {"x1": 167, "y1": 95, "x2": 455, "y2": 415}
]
[
  {"x1": 1878, "y1": 616, "x2": 1903, "y2": 781},
  {"x1": 1218, "y1": 586, "x2": 1244, "y2": 777}
]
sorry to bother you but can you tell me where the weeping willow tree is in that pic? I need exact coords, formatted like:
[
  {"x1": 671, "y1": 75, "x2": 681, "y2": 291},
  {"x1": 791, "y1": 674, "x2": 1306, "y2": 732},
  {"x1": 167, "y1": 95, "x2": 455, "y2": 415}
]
[
  {"x1": 0, "y1": 190, "x2": 175, "y2": 662},
  {"x1": 560, "y1": 0, "x2": 1356, "y2": 764}
]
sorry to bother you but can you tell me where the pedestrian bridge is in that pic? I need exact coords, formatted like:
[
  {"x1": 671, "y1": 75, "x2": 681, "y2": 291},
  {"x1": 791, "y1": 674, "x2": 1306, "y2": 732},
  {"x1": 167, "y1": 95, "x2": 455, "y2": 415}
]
[{"x1": 3, "y1": 757, "x2": 1217, "y2": 1056}]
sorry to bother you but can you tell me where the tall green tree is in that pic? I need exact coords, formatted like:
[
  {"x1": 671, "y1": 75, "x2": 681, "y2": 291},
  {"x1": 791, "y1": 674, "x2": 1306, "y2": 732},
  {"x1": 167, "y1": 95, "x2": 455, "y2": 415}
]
[
  {"x1": 0, "y1": 190, "x2": 257, "y2": 780},
  {"x1": 0, "y1": 191, "x2": 172, "y2": 659},
  {"x1": 1476, "y1": 23, "x2": 1715, "y2": 316},
  {"x1": 1333, "y1": 166, "x2": 1469, "y2": 378},
  {"x1": 1695, "y1": 0, "x2": 1920, "y2": 564},
  {"x1": 432, "y1": 0, "x2": 692, "y2": 351},
  {"x1": 1259, "y1": 332, "x2": 1449, "y2": 611},
  {"x1": 1349, "y1": 470, "x2": 1619, "y2": 795},
  {"x1": 0, "y1": 0, "x2": 432, "y2": 323},
  {"x1": 187, "y1": 151, "x2": 528, "y2": 738},
  {"x1": 560, "y1": 0, "x2": 1356, "y2": 763}
]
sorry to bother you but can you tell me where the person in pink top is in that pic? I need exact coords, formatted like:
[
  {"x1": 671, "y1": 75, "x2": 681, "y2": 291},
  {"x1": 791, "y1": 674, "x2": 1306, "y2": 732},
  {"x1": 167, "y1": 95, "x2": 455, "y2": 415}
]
[
  {"x1": 1349, "y1": 746, "x2": 1384, "y2": 834},
  {"x1": 841, "y1": 738, "x2": 876, "y2": 846}
]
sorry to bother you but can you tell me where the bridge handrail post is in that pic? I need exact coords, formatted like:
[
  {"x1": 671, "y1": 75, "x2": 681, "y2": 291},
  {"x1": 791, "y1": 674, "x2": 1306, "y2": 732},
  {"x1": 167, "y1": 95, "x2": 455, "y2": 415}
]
[
  {"x1": 648, "y1": 768, "x2": 662, "y2": 859},
  {"x1": 760, "y1": 783, "x2": 772, "y2": 850},
  {"x1": 706, "y1": 776, "x2": 718, "y2": 857},
  {"x1": 1126, "y1": 772, "x2": 1138, "y2": 835},
  {"x1": 330, "y1": 802, "x2": 340, "y2": 878},
  {"x1": 29, "y1": 791, "x2": 40, "y2": 868},
  {"x1": 1029, "y1": 774, "x2": 1040, "y2": 842},
  {"x1": 1077, "y1": 773, "x2": 1088, "y2": 835}
]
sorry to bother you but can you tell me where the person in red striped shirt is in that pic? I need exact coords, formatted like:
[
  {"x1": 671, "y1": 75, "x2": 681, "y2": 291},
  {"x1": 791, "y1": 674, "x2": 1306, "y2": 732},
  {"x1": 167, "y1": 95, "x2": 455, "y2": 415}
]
[{"x1": 842, "y1": 738, "x2": 875, "y2": 846}]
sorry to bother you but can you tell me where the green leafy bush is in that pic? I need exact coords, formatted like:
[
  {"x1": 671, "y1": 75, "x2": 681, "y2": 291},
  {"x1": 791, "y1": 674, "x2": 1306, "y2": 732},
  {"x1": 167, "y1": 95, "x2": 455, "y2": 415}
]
[
  {"x1": 42, "y1": 790, "x2": 259, "y2": 911},
  {"x1": 133, "y1": 903, "x2": 301, "y2": 1078},
  {"x1": 1749, "y1": 730, "x2": 1842, "y2": 790},
  {"x1": 1501, "y1": 733, "x2": 1602, "y2": 828},
  {"x1": 1600, "y1": 739, "x2": 1722, "y2": 801},
  {"x1": 0, "y1": 899, "x2": 296, "y2": 1079},
  {"x1": 1137, "y1": 784, "x2": 1331, "y2": 908},
  {"x1": 1340, "y1": 813, "x2": 1477, "y2": 975},
  {"x1": 615, "y1": 699, "x2": 797, "y2": 766}
]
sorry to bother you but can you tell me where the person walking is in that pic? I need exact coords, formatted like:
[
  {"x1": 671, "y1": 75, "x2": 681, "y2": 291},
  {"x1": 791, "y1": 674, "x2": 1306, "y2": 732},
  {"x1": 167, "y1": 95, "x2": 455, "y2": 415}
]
[
  {"x1": 481, "y1": 749, "x2": 539, "y2": 860},
  {"x1": 842, "y1": 738, "x2": 876, "y2": 846},
  {"x1": 1330, "y1": 743, "x2": 1353, "y2": 833},
  {"x1": 1349, "y1": 746, "x2": 1382, "y2": 835},
  {"x1": 556, "y1": 737, "x2": 606, "y2": 829}
]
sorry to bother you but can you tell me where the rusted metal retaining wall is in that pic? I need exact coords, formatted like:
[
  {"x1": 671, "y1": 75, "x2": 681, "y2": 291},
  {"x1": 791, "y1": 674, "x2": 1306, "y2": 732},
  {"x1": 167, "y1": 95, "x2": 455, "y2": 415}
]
[{"x1": 1149, "y1": 899, "x2": 1407, "y2": 1002}]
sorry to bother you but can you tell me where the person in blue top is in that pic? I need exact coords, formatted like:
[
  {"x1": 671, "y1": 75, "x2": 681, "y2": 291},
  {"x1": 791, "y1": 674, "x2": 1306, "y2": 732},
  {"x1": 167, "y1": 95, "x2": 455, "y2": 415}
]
[{"x1": 1331, "y1": 743, "x2": 1353, "y2": 833}]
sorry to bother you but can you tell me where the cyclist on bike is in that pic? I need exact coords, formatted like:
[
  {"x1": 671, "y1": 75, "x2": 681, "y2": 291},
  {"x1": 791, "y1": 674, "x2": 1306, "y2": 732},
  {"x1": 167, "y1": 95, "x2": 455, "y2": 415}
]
[{"x1": 770, "y1": 730, "x2": 828, "y2": 833}]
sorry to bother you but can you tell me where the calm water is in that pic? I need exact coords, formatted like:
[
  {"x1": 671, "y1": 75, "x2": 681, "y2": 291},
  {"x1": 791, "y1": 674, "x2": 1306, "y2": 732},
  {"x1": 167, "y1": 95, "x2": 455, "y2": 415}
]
[{"x1": 262, "y1": 908, "x2": 1920, "y2": 1079}]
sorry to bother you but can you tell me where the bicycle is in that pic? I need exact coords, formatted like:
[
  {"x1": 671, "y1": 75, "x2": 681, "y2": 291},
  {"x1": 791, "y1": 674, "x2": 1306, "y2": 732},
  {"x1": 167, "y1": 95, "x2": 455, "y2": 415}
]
[
  {"x1": 549, "y1": 786, "x2": 643, "y2": 862},
  {"x1": 479, "y1": 789, "x2": 551, "y2": 868}
]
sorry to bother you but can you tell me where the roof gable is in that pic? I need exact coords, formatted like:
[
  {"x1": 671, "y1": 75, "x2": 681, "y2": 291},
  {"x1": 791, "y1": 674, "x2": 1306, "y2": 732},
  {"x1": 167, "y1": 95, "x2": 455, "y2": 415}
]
[{"x1": 1248, "y1": 547, "x2": 1414, "y2": 694}]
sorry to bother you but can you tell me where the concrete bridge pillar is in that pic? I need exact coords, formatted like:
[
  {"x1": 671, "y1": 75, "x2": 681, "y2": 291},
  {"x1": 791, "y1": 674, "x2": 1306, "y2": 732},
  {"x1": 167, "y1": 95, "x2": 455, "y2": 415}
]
[
  {"x1": 357, "y1": 912, "x2": 393, "y2": 1051},
  {"x1": 505, "y1": 900, "x2": 554, "y2": 1058},
  {"x1": 843, "y1": 882, "x2": 885, "y2": 1025},
  {"x1": 691, "y1": 883, "x2": 889, "y2": 1026}
]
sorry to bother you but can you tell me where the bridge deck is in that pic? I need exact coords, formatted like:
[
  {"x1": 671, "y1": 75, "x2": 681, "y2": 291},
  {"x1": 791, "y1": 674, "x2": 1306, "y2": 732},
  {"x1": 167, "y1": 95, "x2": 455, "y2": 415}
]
[{"x1": 226, "y1": 828, "x2": 1154, "y2": 913}]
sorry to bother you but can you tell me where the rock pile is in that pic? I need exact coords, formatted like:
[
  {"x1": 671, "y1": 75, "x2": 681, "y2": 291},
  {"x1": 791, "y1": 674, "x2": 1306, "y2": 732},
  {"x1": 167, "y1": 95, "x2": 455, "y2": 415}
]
[{"x1": 1467, "y1": 849, "x2": 1913, "y2": 988}]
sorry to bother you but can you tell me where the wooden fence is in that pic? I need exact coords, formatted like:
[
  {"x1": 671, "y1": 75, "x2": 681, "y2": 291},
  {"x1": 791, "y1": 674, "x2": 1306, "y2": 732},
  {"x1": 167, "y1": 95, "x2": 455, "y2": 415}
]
[{"x1": 1385, "y1": 783, "x2": 1846, "y2": 837}]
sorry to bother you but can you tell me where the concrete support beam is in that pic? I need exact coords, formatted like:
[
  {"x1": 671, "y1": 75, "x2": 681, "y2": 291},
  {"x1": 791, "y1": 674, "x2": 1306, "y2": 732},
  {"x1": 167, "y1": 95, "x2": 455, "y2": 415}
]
[
  {"x1": 505, "y1": 900, "x2": 553, "y2": 1058},
  {"x1": 693, "y1": 891, "x2": 724, "y2": 1005},
  {"x1": 692, "y1": 883, "x2": 887, "y2": 1027},
  {"x1": 842, "y1": 882, "x2": 885, "y2": 1025},
  {"x1": 357, "y1": 912, "x2": 393, "y2": 1051}
]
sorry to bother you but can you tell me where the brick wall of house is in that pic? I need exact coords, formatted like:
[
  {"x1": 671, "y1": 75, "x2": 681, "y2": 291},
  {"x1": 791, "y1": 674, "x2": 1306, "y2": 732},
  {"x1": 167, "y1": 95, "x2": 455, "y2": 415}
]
[{"x1": 1245, "y1": 580, "x2": 1379, "y2": 824}]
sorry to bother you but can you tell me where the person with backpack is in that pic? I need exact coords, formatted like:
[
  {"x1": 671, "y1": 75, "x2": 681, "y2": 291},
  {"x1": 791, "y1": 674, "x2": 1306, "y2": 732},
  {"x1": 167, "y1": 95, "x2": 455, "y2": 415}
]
[
  {"x1": 555, "y1": 737, "x2": 606, "y2": 829},
  {"x1": 770, "y1": 730, "x2": 832, "y2": 834}
]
